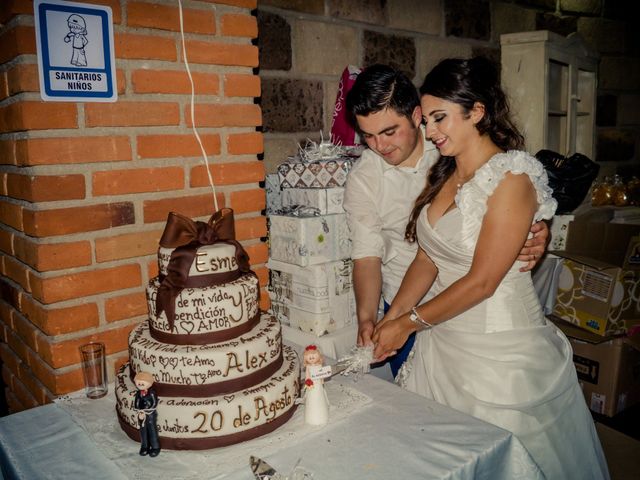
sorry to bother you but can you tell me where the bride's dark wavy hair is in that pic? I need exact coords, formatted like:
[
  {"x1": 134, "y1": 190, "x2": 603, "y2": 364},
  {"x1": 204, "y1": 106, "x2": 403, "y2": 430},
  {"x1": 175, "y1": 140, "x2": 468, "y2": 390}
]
[{"x1": 405, "y1": 57, "x2": 524, "y2": 243}]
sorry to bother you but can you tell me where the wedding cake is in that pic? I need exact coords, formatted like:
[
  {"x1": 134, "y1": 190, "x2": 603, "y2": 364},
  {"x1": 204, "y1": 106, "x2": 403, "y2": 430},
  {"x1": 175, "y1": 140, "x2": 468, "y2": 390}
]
[{"x1": 115, "y1": 209, "x2": 300, "y2": 450}]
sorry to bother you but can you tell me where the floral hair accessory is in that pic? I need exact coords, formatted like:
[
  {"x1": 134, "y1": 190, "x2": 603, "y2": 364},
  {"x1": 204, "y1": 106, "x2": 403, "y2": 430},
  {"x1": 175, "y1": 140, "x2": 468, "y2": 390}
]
[{"x1": 305, "y1": 345, "x2": 318, "y2": 351}]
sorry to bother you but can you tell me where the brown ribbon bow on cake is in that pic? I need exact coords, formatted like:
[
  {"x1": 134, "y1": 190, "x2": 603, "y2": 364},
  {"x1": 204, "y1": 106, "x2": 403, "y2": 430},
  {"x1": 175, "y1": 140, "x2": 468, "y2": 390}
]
[{"x1": 155, "y1": 208, "x2": 253, "y2": 332}]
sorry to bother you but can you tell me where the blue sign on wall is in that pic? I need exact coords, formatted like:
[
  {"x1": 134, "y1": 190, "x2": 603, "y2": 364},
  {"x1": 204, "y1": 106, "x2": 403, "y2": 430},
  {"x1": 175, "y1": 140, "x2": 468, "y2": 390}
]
[{"x1": 34, "y1": 0, "x2": 117, "y2": 102}]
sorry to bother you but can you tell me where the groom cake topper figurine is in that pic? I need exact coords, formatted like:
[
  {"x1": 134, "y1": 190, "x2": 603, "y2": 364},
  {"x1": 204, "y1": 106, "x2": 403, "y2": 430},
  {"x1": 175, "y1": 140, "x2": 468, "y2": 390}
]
[{"x1": 133, "y1": 371, "x2": 161, "y2": 457}]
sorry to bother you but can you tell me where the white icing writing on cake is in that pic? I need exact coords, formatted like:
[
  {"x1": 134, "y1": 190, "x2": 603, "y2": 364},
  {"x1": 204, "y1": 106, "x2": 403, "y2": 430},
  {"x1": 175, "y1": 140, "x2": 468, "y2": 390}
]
[{"x1": 195, "y1": 252, "x2": 238, "y2": 273}]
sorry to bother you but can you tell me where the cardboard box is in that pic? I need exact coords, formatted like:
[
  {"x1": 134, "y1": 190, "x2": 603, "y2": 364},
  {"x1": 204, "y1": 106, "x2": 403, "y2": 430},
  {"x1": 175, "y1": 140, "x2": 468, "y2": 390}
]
[
  {"x1": 551, "y1": 219, "x2": 640, "y2": 335},
  {"x1": 550, "y1": 316, "x2": 640, "y2": 417},
  {"x1": 549, "y1": 214, "x2": 574, "y2": 251},
  {"x1": 281, "y1": 187, "x2": 345, "y2": 215},
  {"x1": 625, "y1": 235, "x2": 640, "y2": 270},
  {"x1": 267, "y1": 259, "x2": 356, "y2": 336},
  {"x1": 561, "y1": 220, "x2": 640, "y2": 267},
  {"x1": 277, "y1": 157, "x2": 354, "y2": 188},
  {"x1": 269, "y1": 214, "x2": 351, "y2": 267},
  {"x1": 552, "y1": 254, "x2": 640, "y2": 335}
]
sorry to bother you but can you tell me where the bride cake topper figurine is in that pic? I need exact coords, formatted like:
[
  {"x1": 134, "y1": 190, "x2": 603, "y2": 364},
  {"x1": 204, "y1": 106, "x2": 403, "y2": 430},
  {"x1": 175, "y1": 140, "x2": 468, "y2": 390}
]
[
  {"x1": 303, "y1": 345, "x2": 324, "y2": 383},
  {"x1": 303, "y1": 345, "x2": 329, "y2": 426},
  {"x1": 133, "y1": 371, "x2": 161, "y2": 457}
]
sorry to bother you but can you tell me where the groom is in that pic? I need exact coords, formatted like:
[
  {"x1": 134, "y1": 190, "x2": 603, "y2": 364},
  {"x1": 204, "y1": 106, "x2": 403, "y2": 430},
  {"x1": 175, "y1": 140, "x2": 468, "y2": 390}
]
[{"x1": 343, "y1": 64, "x2": 549, "y2": 377}]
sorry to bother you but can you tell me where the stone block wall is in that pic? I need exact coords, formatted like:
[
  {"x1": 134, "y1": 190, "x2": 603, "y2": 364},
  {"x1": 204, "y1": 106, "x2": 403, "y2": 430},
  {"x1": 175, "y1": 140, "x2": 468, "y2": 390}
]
[
  {"x1": 258, "y1": 0, "x2": 639, "y2": 175},
  {"x1": 0, "y1": 0, "x2": 265, "y2": 412}
]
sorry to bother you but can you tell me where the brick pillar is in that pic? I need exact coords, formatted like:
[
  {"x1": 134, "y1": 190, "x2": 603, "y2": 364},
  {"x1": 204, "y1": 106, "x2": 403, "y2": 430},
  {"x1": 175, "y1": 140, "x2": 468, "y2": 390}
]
[{"x1": 0, "y1": 0, "x2": 266, "y2": 413}]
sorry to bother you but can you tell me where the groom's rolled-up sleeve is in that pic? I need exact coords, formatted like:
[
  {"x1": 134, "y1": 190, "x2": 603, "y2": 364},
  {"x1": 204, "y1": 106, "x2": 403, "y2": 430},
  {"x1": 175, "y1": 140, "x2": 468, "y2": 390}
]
[{"x1": 343, "y1": 174, "x2": 385, "y2": 260}]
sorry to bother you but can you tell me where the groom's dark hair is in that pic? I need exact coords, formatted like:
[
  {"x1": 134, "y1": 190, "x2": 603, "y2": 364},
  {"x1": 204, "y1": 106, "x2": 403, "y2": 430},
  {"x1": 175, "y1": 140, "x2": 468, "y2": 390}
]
[{"x1": 346, "y1": 64, "x2": 419, "y2": 123}]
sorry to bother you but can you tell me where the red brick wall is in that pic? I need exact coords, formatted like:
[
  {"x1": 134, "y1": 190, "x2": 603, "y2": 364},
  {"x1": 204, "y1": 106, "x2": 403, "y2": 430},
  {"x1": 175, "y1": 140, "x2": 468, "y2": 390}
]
[{"x1": 0, "y1": 0, "x2": 266, "y2": 412}]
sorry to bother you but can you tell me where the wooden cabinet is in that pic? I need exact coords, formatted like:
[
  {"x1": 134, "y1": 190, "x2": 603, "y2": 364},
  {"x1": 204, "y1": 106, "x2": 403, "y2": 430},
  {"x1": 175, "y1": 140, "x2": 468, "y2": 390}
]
[{"x1": 500, "y1": 30, "x2": 598, "y2": 158}]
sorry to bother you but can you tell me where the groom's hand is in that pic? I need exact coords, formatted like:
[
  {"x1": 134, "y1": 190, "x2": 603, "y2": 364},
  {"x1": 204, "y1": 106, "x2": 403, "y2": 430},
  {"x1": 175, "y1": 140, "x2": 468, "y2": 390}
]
[
  {"x1": 517, "y1": 220, "x2": 549, "y2": 272},
  {"x1": 357, "y1": 320, "x2": 375, "y2": 347}
]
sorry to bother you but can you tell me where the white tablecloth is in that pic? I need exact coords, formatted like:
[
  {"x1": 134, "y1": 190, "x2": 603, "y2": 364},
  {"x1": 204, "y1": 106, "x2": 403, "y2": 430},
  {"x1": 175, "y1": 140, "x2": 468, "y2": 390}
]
[
  {"x1": 0, "y1": 403, "x2": 127, "y2": 480},
  {"x1": 0, "y1": 365, "x2": 542, "y2": 480}
]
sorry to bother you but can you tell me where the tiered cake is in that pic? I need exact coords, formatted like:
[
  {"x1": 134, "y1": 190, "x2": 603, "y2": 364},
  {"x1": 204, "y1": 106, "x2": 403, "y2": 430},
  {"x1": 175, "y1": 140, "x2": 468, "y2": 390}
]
[{"x1": 116, "y1": 209, "x2": 300, "y2": 450}]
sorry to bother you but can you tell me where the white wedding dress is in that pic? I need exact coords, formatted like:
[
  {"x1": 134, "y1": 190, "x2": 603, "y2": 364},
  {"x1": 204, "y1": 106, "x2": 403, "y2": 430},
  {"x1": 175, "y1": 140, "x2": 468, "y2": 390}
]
[{"x1": 399, "y1": 151, "x2": 609, "y2": 480}]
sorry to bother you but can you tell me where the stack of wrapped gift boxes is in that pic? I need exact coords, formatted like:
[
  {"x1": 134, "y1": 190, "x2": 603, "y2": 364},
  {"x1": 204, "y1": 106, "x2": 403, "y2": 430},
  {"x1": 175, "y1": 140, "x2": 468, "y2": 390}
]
[{"x1": 265, "y1": 145, "x2": 359, "y2": 337}]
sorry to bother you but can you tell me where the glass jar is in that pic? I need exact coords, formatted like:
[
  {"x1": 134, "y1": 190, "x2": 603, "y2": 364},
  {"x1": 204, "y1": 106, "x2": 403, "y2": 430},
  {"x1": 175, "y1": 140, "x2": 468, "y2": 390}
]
[
  {"x1": 627, "y1": 176, "x2": 640, "y2": 206},
  {"x1": 612, "y1": 174, "x2": 628, "y2": 206},
  {"x1": 591, "y1": 176, "x2": 611, "y2": 206}
]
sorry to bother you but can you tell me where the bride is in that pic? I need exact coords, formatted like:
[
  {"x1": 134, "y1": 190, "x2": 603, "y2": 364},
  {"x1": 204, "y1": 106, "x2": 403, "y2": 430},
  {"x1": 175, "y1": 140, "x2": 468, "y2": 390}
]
[{"x1": 371, "y1": 57, "x2": 609, "y2": 480}]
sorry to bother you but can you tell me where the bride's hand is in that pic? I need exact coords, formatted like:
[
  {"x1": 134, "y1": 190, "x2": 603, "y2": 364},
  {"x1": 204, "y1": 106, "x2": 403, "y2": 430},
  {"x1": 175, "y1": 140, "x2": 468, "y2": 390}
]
[
  {"x1": 373, "y1": 313, "x2": 394, "y2": 331},
  {"x1": 372, "y1": 316, "x2": 412, "y2": 361}
]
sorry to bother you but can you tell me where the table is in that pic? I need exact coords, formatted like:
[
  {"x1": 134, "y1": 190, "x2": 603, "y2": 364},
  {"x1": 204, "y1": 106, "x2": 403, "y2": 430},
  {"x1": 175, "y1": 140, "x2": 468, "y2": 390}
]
[
  {"x1": 0, "y1": 362, "x2": 542, "y2": 480},
  {"x1": 0, "y1": 403, "x2": 127, "y2": 480}
]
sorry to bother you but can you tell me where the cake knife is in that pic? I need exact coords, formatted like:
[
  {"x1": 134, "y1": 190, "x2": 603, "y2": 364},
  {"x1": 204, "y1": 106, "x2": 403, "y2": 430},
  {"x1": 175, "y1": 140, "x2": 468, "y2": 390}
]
[{"x1": 249, "y1": 455, "x2": 278, "y2": 479}]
